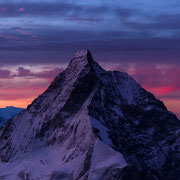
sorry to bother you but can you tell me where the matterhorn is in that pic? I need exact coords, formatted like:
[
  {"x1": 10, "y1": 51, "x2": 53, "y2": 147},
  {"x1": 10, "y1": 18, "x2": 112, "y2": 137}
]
[{"x1": 0, "y1": 50, "x2": 179, "y2": 180}]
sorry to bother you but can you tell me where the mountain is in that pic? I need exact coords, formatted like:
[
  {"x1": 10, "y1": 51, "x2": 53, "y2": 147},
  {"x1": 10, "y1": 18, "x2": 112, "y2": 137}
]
[
  {"x1": 0, "y1": 50, "x2": 179, "y2": 180},
  {"x1": 0, "y1": 106, "x2": 24, "y2": 127}
]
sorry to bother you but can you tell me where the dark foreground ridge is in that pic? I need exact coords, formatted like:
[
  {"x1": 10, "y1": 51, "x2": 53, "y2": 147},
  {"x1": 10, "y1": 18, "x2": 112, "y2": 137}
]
[{"x1": 0, "y1": 50, "x2": 179, "y2": 180}]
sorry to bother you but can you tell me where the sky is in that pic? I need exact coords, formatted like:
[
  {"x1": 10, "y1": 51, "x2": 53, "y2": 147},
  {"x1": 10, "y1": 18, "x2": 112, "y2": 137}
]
[{"x1": 0, "y1": 0, "x2": 179, "y2": 118}]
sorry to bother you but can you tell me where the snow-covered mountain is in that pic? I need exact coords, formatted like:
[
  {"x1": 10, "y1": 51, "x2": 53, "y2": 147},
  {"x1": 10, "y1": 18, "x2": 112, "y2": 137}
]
[
  {"x1": 0, "y1": 50, "x2": 179, "y2": 180},
  {"x1": 0, "y1": 106, "x2": 24, "y2": 127}
]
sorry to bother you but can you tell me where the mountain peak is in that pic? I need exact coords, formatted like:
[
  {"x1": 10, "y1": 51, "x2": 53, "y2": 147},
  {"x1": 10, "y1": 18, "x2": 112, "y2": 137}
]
[
  {"x1": 74, "y1": 49, "x2": 91, "y2": 58},
  {"x1": 66, "y1": 50, "x2": 102, "y2": 76},
  {"x1": 70, "y1": 49, "x2": 94, "y2": 66},
  {"x1": 0, "y1": 50, "x2": 179, "y2": 179}
]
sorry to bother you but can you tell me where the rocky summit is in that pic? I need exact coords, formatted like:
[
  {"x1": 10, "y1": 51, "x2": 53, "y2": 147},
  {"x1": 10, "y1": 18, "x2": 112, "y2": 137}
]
[{"x1": 0, "y1": 50, "x2": 179, "y2": 180}]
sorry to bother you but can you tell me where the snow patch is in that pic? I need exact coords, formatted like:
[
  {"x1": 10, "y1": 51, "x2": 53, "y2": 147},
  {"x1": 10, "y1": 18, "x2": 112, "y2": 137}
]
[
  {"x1": 90, "y1": 116, "x2": 112, "y2": 146},
  {"x1": 88, "y1": 139, "x2": 127, "y2": 180}
]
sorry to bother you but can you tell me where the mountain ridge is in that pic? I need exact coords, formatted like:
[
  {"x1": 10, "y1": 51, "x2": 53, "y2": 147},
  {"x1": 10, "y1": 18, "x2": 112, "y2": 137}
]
[
  {"x1": 0, "y1": 50, "x2": 179, "y2": 180},
  {"x1": 0, "y1": 106, "x2": 24, "y2": 128}
]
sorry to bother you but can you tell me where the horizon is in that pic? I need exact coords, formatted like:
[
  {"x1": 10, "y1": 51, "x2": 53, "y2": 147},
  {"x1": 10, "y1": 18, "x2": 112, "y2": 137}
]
[{"x1": 0, "y1": 0, "x2": 180, "y2": 119}]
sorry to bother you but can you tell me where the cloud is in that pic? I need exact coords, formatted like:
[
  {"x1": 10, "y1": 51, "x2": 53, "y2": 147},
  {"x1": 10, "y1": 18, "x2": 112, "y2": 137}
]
[
  {"x1": 16, "y1": 67, "x2": 31, "y2": 77},
  {"x1": 0, "y1": 65, "x2": 63, "y2": 107},
  {"x1": 68, "y1": 18, "x2": 104, "y2": 22},
  {"x1": 0, "y1": 69, "x2": 11, "y2": 78},
  {"x1": 0, "y1": 2, "x2": 108, "y2": 18},
  {"x1": 0, "y1": 66, "x2": 63, "y2": 81},
  {"x1": 115, "y1": 7, "x2": 140, "y2": 18},
  {"x1": 0, "y1": 26, "x2": 180, "y2": 65},
  {"x1": 32, "y1": 35, "x2": 38, "y2": 38},
  {"x1": 16, "y1": 28, "x2": 31, "y2": 35},
  {"x1": 0, "y1": 33, "x2": 17, "y2": 39},
  {"x1": 123, "y1": 13, "x2": 180, "y2": 31},
  {"x1": 0, "y1": 77, "x2": 47, "y2": 108},
  {"x1": 0, "y1": 1, "x2": 180, "y2": 66},
  {"x1": 19, "y1": 8, "x2": 25, "y2": 12},
  {"x1": 133, "y1": 65, "x2": 180, "y2": 90},
  {"x1": 0, "y1": 7, "x2": 8, "y2": 12}
]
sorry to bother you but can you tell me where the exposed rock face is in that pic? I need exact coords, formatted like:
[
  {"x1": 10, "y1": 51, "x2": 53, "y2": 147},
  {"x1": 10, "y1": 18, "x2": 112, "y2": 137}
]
[{"x1": 0, "y1": 50, "x2": 179, "y2": 180}]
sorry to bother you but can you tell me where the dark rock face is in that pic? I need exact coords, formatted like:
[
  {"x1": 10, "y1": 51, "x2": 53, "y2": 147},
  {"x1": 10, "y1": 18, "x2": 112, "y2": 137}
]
[
  {"x1": 88, "y1": 70, "x2": 180, "y2": 180},
  {"x1": 0, "y1": 50, "x2": 179, "y2": 179}
]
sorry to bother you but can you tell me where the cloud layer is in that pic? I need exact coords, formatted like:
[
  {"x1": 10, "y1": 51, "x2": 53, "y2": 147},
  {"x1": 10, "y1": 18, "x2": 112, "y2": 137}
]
[{"x1": 0, "y1": 1, "x2": 180, "y2": 65}]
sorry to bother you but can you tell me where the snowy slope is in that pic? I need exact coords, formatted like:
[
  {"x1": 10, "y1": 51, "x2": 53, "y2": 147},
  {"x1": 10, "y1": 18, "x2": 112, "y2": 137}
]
[{"x1": 0, "y1": 50, "x2": 179, "y2": 180}]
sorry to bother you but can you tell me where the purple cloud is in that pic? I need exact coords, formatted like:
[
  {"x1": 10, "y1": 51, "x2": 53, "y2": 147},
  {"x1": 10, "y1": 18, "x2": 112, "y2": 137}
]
[{"x1": 0, "y1": 69, "x2": 11, "y2": 78}]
